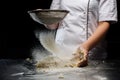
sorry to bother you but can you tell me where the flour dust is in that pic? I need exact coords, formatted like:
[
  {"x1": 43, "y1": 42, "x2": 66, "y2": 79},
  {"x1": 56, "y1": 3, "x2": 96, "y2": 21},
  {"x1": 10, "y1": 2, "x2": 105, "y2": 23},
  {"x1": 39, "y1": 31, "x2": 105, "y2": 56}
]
[{"x1": 31, "y1": 30, "x2": 79, "y2": 70}]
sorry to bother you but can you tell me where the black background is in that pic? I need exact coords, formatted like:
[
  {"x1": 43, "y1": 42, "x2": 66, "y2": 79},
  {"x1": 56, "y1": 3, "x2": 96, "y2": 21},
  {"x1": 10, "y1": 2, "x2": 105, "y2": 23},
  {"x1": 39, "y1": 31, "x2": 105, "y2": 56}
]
[{"x1": 0, "y1": 0, "x2": 120, "y2": 60}]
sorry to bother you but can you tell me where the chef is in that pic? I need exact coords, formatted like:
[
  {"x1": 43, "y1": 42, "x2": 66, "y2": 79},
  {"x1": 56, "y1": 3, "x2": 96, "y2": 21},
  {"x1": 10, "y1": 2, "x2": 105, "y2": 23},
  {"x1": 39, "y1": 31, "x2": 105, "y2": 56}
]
[{"x1": 46, "y1": 0, "x2": 118, "y2": 66}]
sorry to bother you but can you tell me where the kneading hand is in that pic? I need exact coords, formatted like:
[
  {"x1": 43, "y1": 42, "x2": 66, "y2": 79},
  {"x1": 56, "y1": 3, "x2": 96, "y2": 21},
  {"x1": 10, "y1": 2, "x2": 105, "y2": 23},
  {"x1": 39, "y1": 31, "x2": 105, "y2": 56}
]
[{"x1": 71, "y1": 46, "x2": 88, "y2": 67}]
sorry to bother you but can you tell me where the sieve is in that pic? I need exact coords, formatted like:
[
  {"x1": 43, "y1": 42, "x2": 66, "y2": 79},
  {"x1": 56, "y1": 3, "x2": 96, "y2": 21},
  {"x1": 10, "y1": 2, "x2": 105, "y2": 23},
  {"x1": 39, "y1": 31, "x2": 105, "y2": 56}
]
[{"x1": 27, "y1": 9, "x2": 69, "y2": 26}]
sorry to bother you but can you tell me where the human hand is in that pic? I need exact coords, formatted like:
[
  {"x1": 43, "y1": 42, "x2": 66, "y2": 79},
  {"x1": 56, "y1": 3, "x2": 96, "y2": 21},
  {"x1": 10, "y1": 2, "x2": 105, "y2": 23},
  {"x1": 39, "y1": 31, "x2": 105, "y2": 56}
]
[
  {"x1": 46, "y1": 23, "x2": 59, "y2": 30},
  {"x1": 71, "y1": 46, "x2": 88, "y2": 67}
]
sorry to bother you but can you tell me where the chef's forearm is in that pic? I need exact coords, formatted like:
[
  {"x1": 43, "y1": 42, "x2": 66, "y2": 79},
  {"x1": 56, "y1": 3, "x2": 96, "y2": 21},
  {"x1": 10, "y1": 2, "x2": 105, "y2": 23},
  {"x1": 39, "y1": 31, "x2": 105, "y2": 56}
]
[{"x1": 81, "y1": 21, "x2": 110, "y2": 51}]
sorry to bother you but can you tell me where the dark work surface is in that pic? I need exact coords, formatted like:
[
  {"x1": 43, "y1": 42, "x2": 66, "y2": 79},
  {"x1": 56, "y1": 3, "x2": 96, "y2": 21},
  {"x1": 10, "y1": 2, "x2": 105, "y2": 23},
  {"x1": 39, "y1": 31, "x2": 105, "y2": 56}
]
[{"x1": 0, "y1": 59, "x2": 120, "y2": 80}]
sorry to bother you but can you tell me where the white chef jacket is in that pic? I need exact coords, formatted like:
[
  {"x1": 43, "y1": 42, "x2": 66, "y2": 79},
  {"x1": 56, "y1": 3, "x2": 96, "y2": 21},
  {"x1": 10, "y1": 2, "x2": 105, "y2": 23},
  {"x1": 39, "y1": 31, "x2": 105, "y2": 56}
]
[{"x1": 50, "y1": 0, "x2": 118, "y2": 60}]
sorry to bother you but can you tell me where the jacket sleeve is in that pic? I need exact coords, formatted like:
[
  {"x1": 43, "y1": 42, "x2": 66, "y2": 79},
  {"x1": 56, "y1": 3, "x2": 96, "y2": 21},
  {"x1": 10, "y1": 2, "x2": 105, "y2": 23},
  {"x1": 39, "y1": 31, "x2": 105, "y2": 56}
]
[
  {"x1": 99, "y1": 0, "x2": 118, "y2": 23},
  {"x1": 50, "y1": 0, "x2": 61, "y2": 9}
]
